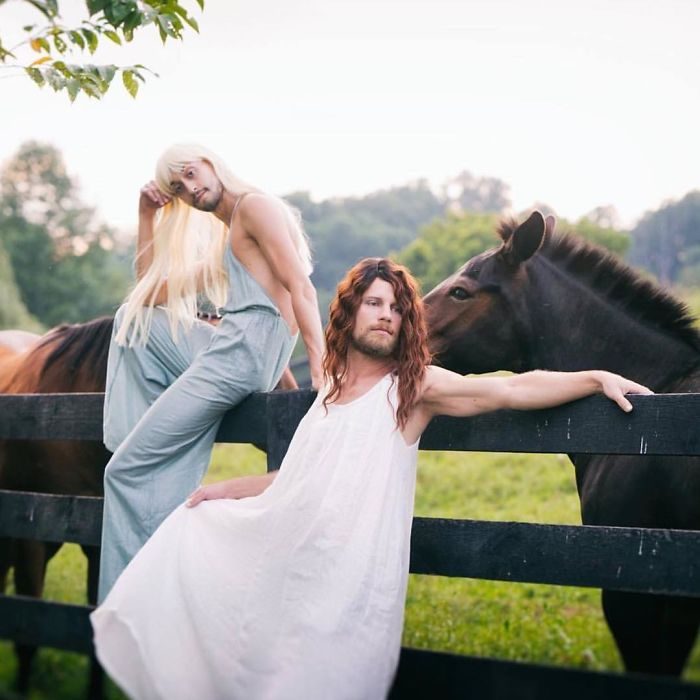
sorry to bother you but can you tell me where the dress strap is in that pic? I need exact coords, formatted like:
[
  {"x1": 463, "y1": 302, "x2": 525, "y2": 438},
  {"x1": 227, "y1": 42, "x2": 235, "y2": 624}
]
[{"x1": 230, "y1": 192, "x2": 253, "y2": 226}]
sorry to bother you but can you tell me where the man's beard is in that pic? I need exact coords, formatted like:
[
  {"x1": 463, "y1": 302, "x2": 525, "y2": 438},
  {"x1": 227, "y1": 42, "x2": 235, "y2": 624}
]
[
  {"x1": 195, "y1": 186, "x2": 223, "y2": 212},
  {"x1": 350, "y1": 331, "x2": 397, "y2": 358}
]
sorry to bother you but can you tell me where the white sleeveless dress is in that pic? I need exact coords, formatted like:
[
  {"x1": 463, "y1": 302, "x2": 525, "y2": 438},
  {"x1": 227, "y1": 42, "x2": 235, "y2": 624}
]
[{"x1": 91, "y1": 373, "x2": 419, "y2": 700}]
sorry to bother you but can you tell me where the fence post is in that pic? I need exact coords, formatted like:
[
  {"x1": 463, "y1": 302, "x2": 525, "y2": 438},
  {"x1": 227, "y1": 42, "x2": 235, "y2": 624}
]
[{"x1": 265, "y1": 390, "x2": 315, "y2": 472}]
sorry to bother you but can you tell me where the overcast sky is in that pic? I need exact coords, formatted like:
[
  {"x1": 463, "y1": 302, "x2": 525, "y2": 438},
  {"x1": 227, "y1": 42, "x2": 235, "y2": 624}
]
[{"x1": 1, "y1": 0, "x2": 698, "y2": 231}]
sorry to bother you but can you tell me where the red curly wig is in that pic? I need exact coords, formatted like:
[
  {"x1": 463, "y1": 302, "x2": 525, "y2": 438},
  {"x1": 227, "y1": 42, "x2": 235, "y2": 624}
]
[{"x1": 323, "y1": 258, "x2": 431, "y2": 429}]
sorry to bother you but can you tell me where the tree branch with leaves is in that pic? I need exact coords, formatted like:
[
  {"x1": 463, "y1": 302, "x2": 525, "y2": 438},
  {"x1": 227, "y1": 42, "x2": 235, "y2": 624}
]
[{"x1": 0, "y1": 0, "x2": 204, "y2": 100}]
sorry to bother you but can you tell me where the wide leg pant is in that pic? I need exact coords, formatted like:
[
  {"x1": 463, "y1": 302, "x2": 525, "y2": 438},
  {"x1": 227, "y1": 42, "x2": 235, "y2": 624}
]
[{"x1": 98, "y1": 305, "x2": 295, "y2": 602}]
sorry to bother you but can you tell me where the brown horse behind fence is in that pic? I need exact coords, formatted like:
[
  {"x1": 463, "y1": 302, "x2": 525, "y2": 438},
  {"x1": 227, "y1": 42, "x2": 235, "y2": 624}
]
[
  {"x1": 423, "y1": 211, "x2": 700, "y2": 678},
  {"x1": 0, "y1": 317, "x2": 114, "y2": 692}
]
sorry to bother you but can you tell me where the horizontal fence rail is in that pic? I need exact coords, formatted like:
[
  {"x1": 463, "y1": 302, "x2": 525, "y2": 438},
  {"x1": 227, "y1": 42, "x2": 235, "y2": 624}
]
[
  {"x1": 390, "y1": 649, "x2": 700, "y2": 700},
  {"x1": 409, "y1": 518, "x2": 700, "y2": 596},
  {"x1": 3, "y1": 488, "x2": 700, "y2": 597},
  {"x1": 0, "y1": 491, "x2": 102, "y2": 546},
  {"x1": 0, "y1": 595, "x2": 94, "y2": 655},
  {"x1": 2, "y1": 391, "x2": 700, "y2": 457},
  {"x1": 2, "y1": 390, "x2": 700, "y2": 697}
]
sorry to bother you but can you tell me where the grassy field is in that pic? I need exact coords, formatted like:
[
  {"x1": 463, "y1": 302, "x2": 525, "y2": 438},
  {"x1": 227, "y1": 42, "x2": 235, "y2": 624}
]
[{"x1": 2, "y1": 444, "x2": 700, "y2": 698}]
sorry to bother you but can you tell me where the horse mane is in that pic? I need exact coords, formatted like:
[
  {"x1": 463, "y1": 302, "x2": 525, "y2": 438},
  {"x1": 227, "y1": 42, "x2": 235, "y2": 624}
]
[
  {"x1": 33, "y1": 316, "x2": 114, "y2": 392},
  {"x1": 497, "y1": 218, "x2": 700, "y2": 350}
]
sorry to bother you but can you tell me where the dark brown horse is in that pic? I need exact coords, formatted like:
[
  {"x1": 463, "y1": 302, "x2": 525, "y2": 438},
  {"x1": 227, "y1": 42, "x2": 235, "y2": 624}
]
[
  {"x1": 423, "y1": 211, "x2": 700, "y2": 677},
  {"x1": 0, "y1": 317, "x2": 114, "y2": 692}
]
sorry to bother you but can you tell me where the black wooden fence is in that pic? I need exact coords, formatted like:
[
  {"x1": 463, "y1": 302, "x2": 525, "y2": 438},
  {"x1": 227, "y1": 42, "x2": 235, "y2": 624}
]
[{"x1": 2, "y1": 391, "x2": 700, "y2": 699}]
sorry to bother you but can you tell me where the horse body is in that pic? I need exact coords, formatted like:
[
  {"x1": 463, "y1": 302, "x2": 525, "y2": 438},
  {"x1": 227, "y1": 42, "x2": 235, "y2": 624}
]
[
  {"x1": 0, "y1": 318, "x2": 113, "y2": 692},
  {"x1": 0, "y1": 318, "x2": 113, "y2": 498},
  {"x1": 423, "y1": 211, "x2": 700, "y2": 676}
]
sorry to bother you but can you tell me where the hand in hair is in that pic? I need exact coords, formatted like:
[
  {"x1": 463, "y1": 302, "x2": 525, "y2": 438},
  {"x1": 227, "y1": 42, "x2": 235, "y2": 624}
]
[
  {"x1": 136, "y1": 181, "x2": 172, "y2": 280},
  {"x1": 139, "y1": 180, "x2": 171, "y2": 216}
]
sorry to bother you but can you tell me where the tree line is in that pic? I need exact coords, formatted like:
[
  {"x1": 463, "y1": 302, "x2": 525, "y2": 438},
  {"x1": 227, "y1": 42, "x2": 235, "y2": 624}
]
[{"x1": 1, "y1": 141, "x2": 698, "y2": 333}]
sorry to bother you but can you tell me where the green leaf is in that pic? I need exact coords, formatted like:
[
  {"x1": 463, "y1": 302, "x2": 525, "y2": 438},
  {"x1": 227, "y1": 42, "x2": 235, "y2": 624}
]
[
  {"x1": 122, "y1": 69, "x2": 138, "y2": 98},
  {"x1": 68, "y1": 30, "x2": 85, "y2": 49},
  {"x1": 123, "y1": 9, "x2": 143, "y2": 33},
  {"x1": 133, "y1": 62, "x2": 156, "y2": 78},
  {"x1": 52, "y1": 61, "x2": 72, "y2": 78},
  {"x1": 25, "y1": 0, "x2": 58, "y2": 20},
  {"x1": 79, "y1": 77, "x2": 101, "y2": 99},
  {"x1": 0, "y1": 40, "x2": 16, "y2": 62},
  {"x1": 52, "y1": 33, "x2": 67, "y2": 53},
  {"x1": 25, "y1": 66, "x2": 46, "y2": 87},
  {"x1": 81, "y1": 28, "x2": 99, "y2": 53},
  {"x1": 87, "y1": 0, "x2": 110, "y2": 15},
  {"x1": 185, "y1": 15, "x2": 199, "y2": 32},
  {"x1": 84, "y1": 71, "x2": 108, "y2": 95},
  {"x1": 156, "y1": 14, "x2": 180, "y2": 40},
  {"x1": 195, "y1": 0, "x2": 204, "y2": 10},
  {"x1": 104, "y1": 1, "x2": 138, "y2": 26},
  {"x1": 66, "y1": 78, "x2": 80, "y2": 101},
  {"x1": 171, "y1": 4, "x2": 189, "y2": 20},
  {"x1": 103, "y1": 29, "x2": 122, "y2": 44},
  {"x1": 97, "y1": 64, "x2": 117, "y2": 83},
  {"x1": 129, "y1": 66, "x2": 146, "y2": 82},
  {"x1": 45, "y1": 67, "x2": 66, "y2": 92}
]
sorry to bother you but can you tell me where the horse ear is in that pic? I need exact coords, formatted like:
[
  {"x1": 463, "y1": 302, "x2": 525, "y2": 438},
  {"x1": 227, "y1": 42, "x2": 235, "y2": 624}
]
[
  {"x1": 504, "y1": 211, "x2": 546, "y2": 265},
  {"x1": 544, "y1": 214, "x2": 556, "y2": 238}
]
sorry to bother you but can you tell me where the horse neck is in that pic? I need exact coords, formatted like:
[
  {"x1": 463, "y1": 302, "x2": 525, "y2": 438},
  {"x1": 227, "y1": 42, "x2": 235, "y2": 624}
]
[{"x1": 521, "y1": 258, "x2": 700, "y2": 390}]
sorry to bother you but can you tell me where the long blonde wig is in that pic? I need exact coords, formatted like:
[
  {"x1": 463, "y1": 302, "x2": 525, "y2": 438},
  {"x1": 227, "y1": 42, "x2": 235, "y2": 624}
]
[{"x1": 115, "y1": 143, "x2": 313, "y2": 346}]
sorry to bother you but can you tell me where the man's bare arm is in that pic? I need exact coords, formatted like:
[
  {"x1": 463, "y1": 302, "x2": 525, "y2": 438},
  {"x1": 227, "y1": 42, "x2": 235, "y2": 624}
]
[
  {"x1": 241, "y1": 195, "x2": 325, "y2": 389},
  {"x1": 420, "y1": 366, "x2": 653, "y2": 421},
  {"x1": 134, "y1": 181, "x2": 172, "y2": 305},
  {"x1": 136, "y1": 181, "x2": 171, "y2": 281}
]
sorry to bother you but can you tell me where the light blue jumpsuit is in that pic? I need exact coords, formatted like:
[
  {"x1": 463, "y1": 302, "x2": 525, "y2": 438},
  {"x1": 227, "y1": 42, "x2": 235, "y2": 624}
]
[{"x1": 98, "y1": 221, "x2": 297, "y2": 602}]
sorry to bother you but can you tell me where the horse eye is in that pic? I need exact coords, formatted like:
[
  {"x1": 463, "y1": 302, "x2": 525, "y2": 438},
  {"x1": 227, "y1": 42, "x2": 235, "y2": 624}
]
[{"x1": 449, "y1": 287, "x2": 470, "y2": 301}]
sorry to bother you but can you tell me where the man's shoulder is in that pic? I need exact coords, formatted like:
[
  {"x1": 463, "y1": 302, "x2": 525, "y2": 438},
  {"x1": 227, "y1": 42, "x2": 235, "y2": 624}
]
[
  {"x1": 240, "y1": 191, "x2": 279, "y2": 214},
  {"x1": 420, "y1": 365, "x2": 444, "y2": 390},
  {"x1": 418, "y1": 365, "x2": 461, "y2": 403},
  {"x1": 239, "y1": 193, "x2": 286, "y2": 232}
]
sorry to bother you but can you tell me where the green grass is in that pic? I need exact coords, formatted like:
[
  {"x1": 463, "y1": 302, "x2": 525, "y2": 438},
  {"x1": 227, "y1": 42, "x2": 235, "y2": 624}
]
[
  {"x1": 2, "y1": 445, "x2": 700, "y2": 697},
  {"x1": 405, "y1": 451, "x2": 618, "y2": 671}
]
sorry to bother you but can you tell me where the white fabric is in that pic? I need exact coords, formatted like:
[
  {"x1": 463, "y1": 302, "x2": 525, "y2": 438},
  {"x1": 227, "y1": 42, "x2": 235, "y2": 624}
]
[{"x1": 91, "y1": 373, "x2": 419, "y2": 700}]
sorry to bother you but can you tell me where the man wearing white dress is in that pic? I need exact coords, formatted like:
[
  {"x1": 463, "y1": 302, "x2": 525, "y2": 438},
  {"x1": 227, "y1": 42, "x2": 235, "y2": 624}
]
[{"x1": 93, "y1": 256, "x2": 650, "y2": 700}]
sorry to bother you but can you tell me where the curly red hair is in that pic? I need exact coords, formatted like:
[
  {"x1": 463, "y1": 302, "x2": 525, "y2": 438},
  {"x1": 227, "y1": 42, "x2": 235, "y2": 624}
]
[{"x1": 323, "y1": 258, "x2": 431, "y2": 429}]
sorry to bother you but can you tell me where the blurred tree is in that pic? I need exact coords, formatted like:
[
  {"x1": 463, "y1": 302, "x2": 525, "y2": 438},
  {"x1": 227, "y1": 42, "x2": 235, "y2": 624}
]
[
  {"x1": 396, "y1": 210, "x2": 631, "y2": 295},
  {"x1": 443, "y1": 170, "x2": 511, "y2": 213},
  {"x1": 628, "y1": 191, "x2": 700, "y2": 286},
  {"x1": 519, "y1": 205, "x2": 629, "y2": 256},
  {"x1": 287, "y1": 182, "x2": 445, "y2": 295},
  {"x1": 0, "y1": 141, "x2": 131, "y2": 326},
  {"x1": 583, "y1": 204, "x2": 621, "y2": 230},
  {"x1": 288, "y1": 172, "x2": 512, "y2": 301},
  {"x1": 0, "y1": 239, "x2": 43, "y2": 331},
  {"x1": 564, "y1": 217, "x2": 630, "y2": 257},
  {"x1": 0, "y1": 0, "x2": 204, "y2": 100},
  {"x1": 396, "y1": 212, "x2": 499, "y2": 293}
]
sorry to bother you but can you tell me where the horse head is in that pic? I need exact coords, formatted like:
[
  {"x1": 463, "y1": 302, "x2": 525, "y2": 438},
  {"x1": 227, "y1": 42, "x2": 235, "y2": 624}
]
[{"x1": 424, "y1": 211, "x2": 554, "y2": 375}]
